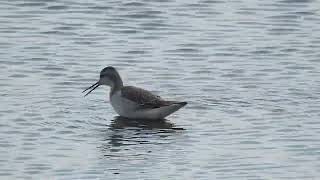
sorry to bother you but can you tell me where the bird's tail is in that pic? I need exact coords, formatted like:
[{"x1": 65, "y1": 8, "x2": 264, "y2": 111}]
[
  {"x1": 152, "y1": 101, "x2": 187, "y2": 119},
  {"x1": 172, "y1": 101, "x2": 187, "y2": 107}
]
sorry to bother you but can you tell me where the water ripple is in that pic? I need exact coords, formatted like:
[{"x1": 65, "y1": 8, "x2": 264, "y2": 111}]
[{"x1": 0, "y1": 0, "x2": 320, "y2": 179}]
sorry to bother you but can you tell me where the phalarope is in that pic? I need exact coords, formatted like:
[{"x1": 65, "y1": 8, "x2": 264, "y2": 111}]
[{"x1": 83, "y1": 66, "x2": 187, "y2": 120}]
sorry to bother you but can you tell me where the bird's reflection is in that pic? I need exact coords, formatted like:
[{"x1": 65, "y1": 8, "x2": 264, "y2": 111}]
[
  {"x1": 109, "y1": 116, "x2": 183, "y2": 130},
  {"x1": 99, "y1": 116, "x2": 184, "y2": 154}
]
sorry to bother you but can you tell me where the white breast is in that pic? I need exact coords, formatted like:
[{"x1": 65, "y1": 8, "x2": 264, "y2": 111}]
[{"x1": 110, "y1": 91, "x2": 138, "y2": 117}]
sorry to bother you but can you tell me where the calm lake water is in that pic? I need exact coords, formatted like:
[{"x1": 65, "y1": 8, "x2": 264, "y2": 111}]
[{"x1": 1, "y1": 0, "x2": 320, "y2": 179}]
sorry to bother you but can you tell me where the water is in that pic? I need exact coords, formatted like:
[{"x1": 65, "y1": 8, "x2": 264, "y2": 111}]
[{"x1": 1, "y1": 0, "x2": 320, "y2": 179}]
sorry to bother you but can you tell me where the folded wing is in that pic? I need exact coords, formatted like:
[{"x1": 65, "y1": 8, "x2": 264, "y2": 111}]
[{"x1": 121, "y1": 86, "x2": 172, "y2": 108}]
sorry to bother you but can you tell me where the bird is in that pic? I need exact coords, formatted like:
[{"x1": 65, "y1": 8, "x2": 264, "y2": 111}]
[{"x1": 83, "y1": 66, "x2": 187, "y2": 120}]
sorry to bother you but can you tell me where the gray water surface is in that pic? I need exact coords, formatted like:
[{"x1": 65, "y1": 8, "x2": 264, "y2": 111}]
[{"x1": 1, "y1": 0, "x2": 320, "y2": 179}]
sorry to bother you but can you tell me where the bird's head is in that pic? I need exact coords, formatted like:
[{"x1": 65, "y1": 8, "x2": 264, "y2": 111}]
[{"x1": 83, "y1": 66, "x2": 122, "y2": 96}]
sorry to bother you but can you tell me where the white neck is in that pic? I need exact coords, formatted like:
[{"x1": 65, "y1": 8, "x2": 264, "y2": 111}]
[{"x1": 110, "y1": 75, "x2": 123, "y2": 96}]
